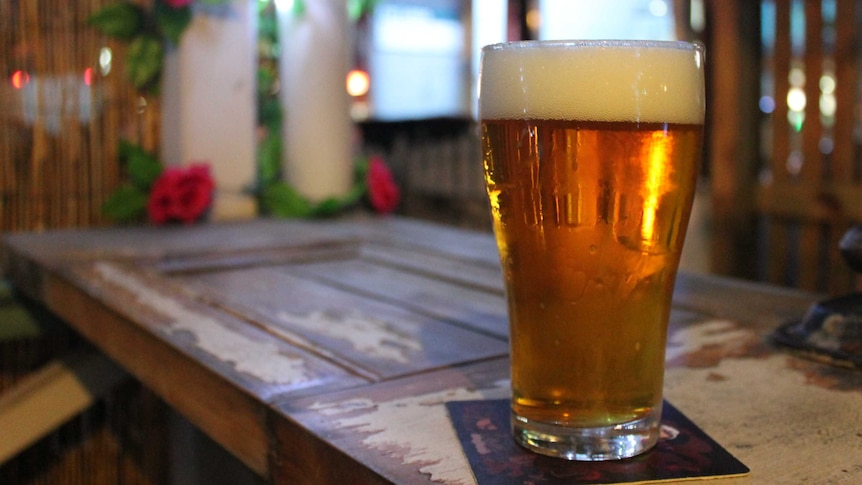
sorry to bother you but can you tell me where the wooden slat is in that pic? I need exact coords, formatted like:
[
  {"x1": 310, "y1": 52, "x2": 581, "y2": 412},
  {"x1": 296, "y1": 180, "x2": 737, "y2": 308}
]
[
  {"x1": 797, "y1": 0, "x2": 824, "y2": 291},
  {"x1": 756, "y1": 183, "x2": 862, "y2": 221},
  {"x1": 357, "y1": 241, "x2": 504, "y2": 293},
  {"x1": 276, "y1": 358, "x2": 510, "y2": 485},
  {"x1": 0, "y1": 351, "x2": 128, "y2": 465},
  {"x1": 766, "y1": 0, "x2": 794, "y2": 287},
  {"x1": 284, "y1": 257, "x2": 507, "y2": 338},
  {"x1": 801, "y1": 0, "x2": 823, "y2": 185},
  {"x1": 771, "y1": 0, "x2": 792, "y2": 183},
  {"x1": 831, "y1": 0, "x2": 857, "y2": 181},
  {"x1": 706, "y1": 0, "x2": 761, "y2": 279},
  {"x1": 830, "y1": 0, "x2": 860, "y2": 292},
  {"x1": 171, "y1": 264, "x2": 508, "y2": 381}
]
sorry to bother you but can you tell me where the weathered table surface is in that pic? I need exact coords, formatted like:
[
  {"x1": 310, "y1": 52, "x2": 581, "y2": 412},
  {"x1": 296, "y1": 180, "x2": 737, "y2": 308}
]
[{"x1": 2, "y1": 216, "x2": 861, "y2": 484}]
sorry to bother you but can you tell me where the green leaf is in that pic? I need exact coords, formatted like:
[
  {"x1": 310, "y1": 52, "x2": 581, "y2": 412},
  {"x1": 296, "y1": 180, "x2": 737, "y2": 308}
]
[
  {"x1": 126, "y1": 35, "x2": 164, "y2": 89},
  {"x1": 257, "y1": 6, "x2": 279, "y2": 46},
  {"x1": 262, "y1": 182, "x2": 312, "y2": 218},
  {"x1": 258, "y1": 98, "x2": 282, "y2": 130},
  {"x1": 311, "y1": 197, "x2": 343, "y2": 217},
  {"x1": 310, "y1": 181, "x2": 365, "y2": 217},
  {"x1": 87, "y1": 3, "x2": 144, "y2": 40},
  {"x1": 353, "y1": 156, "x2": 369, "y2": 180},
  {"x1": 348, "y1": 0, "x2": 377, "y2": 21},
  {"x1": 198, "y1": 0, "x2": 232, "y2": 5},
  {"x1": 101, "y1": 185, "x2": 149, "y2": 222},
  {"x1": 257, "y1": 66, "x2": 277, "y2": 99},
  {"x1": 155, "y1": 3, "x2": 192, "y2": 45},
  {"x1": 291, "y1": 0, "x2": 306, "y2": 17},
  {"x1": 118, "y1": 139, "x2": 149, "y2": 161},
  {"x1": 122, "y1": 143, "x2": 162, "y2": 189},
  {"x1": 345, "y1": 179, "x2": 367, "y2": 204},
  {"x1": 0, "y1": 305, "x2": 42, "y2": 341},
  {"x1": 257, "y1": 130, "x2": 282, "y2": 187}
]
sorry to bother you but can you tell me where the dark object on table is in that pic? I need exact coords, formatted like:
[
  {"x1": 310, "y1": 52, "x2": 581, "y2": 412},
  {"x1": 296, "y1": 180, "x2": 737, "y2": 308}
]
[{"x1": 773, "y1": 225, "x2": 862, "y2": 368}]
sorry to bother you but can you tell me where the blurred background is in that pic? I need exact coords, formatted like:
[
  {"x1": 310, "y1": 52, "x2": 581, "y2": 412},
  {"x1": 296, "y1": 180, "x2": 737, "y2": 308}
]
[
  {"x1": 2, "y1": 1, "x2": 862, "y2": 481},
  {"x1": 5, "y1": 0, "x2": 858, "y2": 295}
]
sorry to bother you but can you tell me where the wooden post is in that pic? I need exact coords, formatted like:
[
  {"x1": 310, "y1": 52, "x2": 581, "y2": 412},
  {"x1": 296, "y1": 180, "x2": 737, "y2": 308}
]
[{"x1": 705, "y1": 0, "x2": 761, "y2": 279}]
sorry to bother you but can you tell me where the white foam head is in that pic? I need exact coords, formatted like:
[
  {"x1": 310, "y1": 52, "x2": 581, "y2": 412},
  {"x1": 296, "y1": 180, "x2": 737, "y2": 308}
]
[{"x1": 479, "y1": 40, "x2": 705, "y2": 124}]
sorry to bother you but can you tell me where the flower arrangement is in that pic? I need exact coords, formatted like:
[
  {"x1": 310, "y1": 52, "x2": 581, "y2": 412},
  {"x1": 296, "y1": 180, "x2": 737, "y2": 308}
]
[
  {"x1": 102, "y1": 141, "x2": 400, "y2": 224},
  {"x1": 258, "y1": 154, "x2": 400, "y2": 219},
  {"x1": 101, "y1": 141, "x2": 215, "y2": 224},
  {"x1": 93, "y1": 0, "x2": 400, "y2": 224}
]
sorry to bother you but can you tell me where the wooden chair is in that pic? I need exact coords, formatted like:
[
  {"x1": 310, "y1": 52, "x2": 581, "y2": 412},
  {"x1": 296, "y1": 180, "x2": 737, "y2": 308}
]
[{"x1": 708, "y1": 0, "x2": 862, "y2": 294}]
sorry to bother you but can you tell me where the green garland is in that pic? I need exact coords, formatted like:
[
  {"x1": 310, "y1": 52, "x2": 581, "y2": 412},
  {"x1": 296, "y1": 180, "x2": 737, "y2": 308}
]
[
  {"x1": 100, "y1": 138, "x2": 370, "y2": 223},
  {"x1": 100, "y1": 140, "x2": 163, "y2": 222},
  {"x1": 88, "y1": 1, "x2": 234, "y2": 93}
]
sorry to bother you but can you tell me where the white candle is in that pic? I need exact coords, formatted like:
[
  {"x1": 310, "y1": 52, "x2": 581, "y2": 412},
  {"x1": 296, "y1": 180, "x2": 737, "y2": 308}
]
[
  {"x1": 277, "y1": 0, "x2": 353, "y2": 202},
  {"x1": 161, "y1": 0, "x2": 259, "y2": 221}
]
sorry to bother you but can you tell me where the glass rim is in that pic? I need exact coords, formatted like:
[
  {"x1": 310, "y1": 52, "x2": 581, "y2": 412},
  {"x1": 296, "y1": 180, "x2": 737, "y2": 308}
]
[{"x1": 482, "y1": 39, "x2": 703, "y2": 52}]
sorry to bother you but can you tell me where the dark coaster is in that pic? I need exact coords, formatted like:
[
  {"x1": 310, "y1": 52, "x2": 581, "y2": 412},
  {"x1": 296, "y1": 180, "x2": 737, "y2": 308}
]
[{"x1": 445, "y1": 399, "x2": 749, "y2": 484}]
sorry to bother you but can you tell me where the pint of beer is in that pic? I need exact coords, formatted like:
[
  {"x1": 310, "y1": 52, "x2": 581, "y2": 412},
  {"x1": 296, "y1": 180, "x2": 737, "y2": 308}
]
[{"x1": 479, "y1": 40, "x2": 705, "y2": 460}]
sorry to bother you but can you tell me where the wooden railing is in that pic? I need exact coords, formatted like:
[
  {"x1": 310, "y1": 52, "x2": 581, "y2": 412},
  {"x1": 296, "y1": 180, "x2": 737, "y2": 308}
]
[{"x1": 709, "y1": 0, "x2": 862, "y2": 294}]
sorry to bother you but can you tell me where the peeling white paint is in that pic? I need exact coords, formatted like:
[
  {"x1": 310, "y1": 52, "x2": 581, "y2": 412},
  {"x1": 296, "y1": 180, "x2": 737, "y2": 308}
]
[
  {"x1": 666, "y1": 319, "x2": 755, "y2": 362},
  {"x1": 93, "y1": 262, "x2": 313, "y2": 386},
  {"x1": 664, "y1": 353, "x2": 862, "y2": 483},
  {"x1": 311, "y1": 383, "x2": 509, "y2": 484},
  {"x1": 278, "y1": 309, "x2": 422, "y2": 363}
]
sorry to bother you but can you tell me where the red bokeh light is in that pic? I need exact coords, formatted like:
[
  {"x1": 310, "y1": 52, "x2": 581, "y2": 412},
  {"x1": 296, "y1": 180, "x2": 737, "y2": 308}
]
[{"x1": 11, "y1": 70, "x2": 30, "y2": 89}]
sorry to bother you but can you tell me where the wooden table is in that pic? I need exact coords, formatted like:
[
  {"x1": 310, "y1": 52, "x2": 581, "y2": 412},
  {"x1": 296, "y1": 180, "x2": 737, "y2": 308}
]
[{"x1": 2, "y1": 216, "x2": 861, "y2": 484}]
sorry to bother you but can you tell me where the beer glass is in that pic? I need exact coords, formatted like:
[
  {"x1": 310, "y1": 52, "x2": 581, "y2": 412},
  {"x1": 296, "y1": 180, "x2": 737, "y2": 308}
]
[{"x1": 479, "y1": 40, "x2": 705, "y2": 461}]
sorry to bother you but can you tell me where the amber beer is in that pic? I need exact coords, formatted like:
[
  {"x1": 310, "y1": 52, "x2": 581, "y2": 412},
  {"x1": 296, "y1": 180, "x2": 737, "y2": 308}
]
[{"x1": 479, "y1": 40, "x2": 705, "y2": 460}]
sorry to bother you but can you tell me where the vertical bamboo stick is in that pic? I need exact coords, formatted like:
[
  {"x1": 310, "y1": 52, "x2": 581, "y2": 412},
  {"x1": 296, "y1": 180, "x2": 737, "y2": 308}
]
[
  {"x1": 27, "y1": 0, "x2": 45, "y2": 231},
  {"x1": 0, "y1": 0, "x2": 9, "y2": 231}
]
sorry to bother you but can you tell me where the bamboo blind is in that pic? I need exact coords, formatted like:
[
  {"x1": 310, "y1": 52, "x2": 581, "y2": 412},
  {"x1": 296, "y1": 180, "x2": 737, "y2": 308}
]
[
  {"x1": 0, "y1": 0, "x2": 160, "y2": 233},
  {"x1": 756, "y1": 0, "x2": 861, "y2": 293}
]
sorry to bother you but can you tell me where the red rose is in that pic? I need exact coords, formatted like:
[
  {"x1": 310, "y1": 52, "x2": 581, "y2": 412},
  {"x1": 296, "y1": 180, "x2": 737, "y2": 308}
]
[
  {"x1": 366, "y1": 156, "x2": 400, "y2": 214},
  {"x1": 162, "y1": 0, "x2": 195, "y2": 8},
  {"x1": 147, "y1": 163, "x2": 214, "y2": 225}
]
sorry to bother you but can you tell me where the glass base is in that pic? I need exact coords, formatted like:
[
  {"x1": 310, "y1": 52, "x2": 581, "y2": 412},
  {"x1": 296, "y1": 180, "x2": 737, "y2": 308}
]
[{"x1": 512, "y1": 408, "x2": 661, "y2": 461}]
